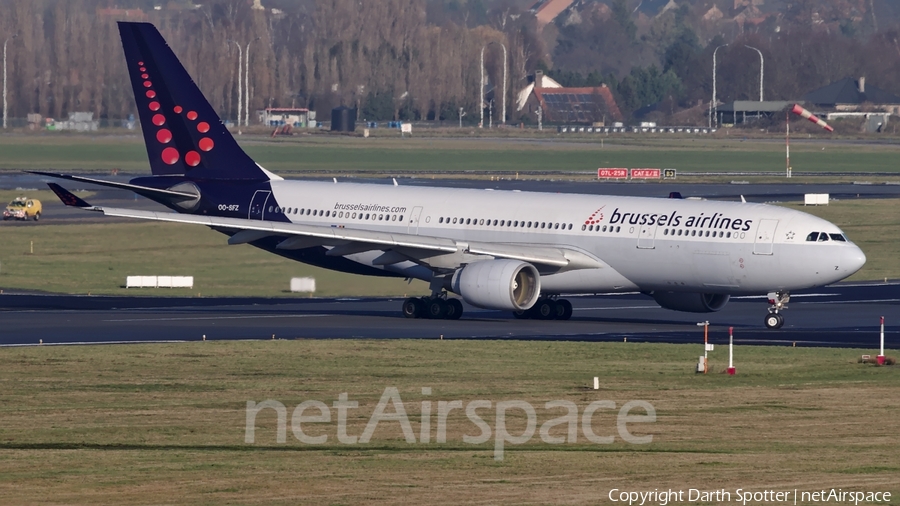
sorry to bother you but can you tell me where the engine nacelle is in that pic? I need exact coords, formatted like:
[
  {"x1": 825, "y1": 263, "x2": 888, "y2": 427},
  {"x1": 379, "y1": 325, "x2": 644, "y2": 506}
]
[
  {"x1": 451, "y1": 259, "x2": 540, "y2": 311},
  {"x1": 651, "y1": 291, "x2": 730, "y2": 313}
]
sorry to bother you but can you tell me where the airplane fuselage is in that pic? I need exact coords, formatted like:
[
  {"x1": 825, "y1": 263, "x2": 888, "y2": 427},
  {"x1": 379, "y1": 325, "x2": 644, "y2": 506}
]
[{"x1": 145, "y1": 176, "x2": 865, "y2": 297}]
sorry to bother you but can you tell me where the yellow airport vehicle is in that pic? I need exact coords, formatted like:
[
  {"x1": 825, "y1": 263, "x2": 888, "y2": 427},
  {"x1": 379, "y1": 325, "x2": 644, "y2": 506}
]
[{"x1": 3, "y1": 197, "x2": 42, "y2": 221}]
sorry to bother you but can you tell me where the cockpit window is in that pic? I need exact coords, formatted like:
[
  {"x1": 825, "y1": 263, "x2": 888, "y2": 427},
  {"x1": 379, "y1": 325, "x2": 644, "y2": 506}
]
[
  {"x1": 806, "y1": 232, "x2": 818, "y2": 242},
  {"x1": 817, "y1": 232, "x2": 829, "y2": 242},
  {"x1": 829, "y1": 233, "x2": 846, "y2": 242}
]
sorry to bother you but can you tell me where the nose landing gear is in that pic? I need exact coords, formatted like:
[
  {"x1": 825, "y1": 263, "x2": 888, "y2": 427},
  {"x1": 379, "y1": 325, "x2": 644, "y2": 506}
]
[{"x1": 764, "y1": 291, "x2": 790, "y2": 329}]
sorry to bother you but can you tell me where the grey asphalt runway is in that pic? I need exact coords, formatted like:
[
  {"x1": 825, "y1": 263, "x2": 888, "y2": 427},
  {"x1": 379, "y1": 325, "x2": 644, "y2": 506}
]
[{"x1": 1, "y1": 282, "x2": 897, "y2": 349}]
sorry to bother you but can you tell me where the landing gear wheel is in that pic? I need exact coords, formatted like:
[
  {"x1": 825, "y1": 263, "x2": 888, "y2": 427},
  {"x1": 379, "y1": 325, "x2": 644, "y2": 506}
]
[
  {"x1": 426, "y1": 298, "x2": 448, "y2": 319},
  {"x1": 556, "y1": 299, "x2": 573, "y2": 320},
  {"x1": 764, "y1": 312, "x2": 784, "y2": 330},
  {"x1": 534, "y1": 300, "x2": 555, "y2": 320},
  {"x1": 446, "y1": 298, "x2": 463, "y2": 320},
  {"x1": 512, "y1": 309, "x2": 529, "y2": 319},
  {"x1": 401, "y1": 297, "x2": 422, "y2": 319}
]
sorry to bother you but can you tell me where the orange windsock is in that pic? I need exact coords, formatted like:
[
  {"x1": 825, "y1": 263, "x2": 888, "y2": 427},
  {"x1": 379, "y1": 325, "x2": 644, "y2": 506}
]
[{"x1": 791, "y1": 104, "x2": 834, "y2": 132}]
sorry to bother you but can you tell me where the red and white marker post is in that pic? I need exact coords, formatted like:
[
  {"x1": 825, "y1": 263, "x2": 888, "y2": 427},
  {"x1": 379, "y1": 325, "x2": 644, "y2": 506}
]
[
  {"x1": 727, "y1": 327, "x2": 736, "y2": 375},
  {"x1": 696, "y1": 321, "x2": 711, "y2": 374},
  {"x1": 877, "y1": 316, "x2": 885, "y2": 365},
  {"x1": 703, "y1": 322, "x2": 709, "y2": 374}
]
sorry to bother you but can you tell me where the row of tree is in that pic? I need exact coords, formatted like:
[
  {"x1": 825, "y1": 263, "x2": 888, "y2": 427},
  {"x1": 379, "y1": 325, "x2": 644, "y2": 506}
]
[
  {"x1": 2, "y1": 0, "x2": 900, "y2": 125},
  {"x1": 0, "y1": 0, "x2": 541, "y2": 124}
]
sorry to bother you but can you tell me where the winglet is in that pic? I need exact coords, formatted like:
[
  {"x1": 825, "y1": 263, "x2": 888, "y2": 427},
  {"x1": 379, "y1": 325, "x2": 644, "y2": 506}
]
[{"x1": 47, "y1": 183, "x2": 94, "y2": 208}]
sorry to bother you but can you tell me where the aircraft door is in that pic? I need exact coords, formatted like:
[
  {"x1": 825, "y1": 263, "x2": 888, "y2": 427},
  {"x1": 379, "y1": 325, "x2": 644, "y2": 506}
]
[
  {"x1": 753, "y1": 219, "x2": 779, "y2": 255},
  {"x1": 249, "y1": 190, "x2": 271, "y2": 220},
  {"x1": 637, "y1": 222, "x2": 658, "y2": 249},
  {"x1": 407, "y1": 206, "x2": 423, "y2": 234}
]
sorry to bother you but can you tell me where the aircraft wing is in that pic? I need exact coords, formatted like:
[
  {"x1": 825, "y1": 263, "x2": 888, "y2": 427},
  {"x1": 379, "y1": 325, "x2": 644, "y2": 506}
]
[{"x1": 48, "y1": 183, "x2": 602, "y2": 272}]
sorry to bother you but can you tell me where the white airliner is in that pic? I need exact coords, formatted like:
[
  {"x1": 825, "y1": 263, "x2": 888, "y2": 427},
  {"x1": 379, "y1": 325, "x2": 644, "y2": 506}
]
[{"x1": 42, "y1": 22, "x2": 866, "y2": 329}]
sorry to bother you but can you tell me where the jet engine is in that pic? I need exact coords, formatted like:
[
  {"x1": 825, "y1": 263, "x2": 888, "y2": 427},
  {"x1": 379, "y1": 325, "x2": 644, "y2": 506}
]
[
  {"x1": 451, "y1": 259, "x2": 540, "y2": 311},
  {"x1": 651, "y1": 291, "x2": 730, "y2": 313}
]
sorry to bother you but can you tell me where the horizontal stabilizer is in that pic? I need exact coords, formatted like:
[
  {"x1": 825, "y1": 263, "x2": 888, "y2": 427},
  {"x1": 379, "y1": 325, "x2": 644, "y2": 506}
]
[{"x1": 32, "y1": 171, "x2": 199, "y2": 200}]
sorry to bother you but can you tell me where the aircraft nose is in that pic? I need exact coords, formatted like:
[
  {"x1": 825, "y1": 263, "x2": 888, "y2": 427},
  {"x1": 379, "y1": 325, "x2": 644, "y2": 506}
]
[{"x1": 844, "y1": 245, "x2": 866, "y2": 276}]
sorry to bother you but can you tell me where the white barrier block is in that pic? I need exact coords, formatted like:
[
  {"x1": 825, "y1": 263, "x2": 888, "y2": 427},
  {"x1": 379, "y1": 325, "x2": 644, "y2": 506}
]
[
  {"x1": 172, "y1": 276, "x2": 194, "y2": 288},
  {"x1": 804, "y1": 193, "x2": 829, "y2": 205},
  {"x1": 125, "y1": 276, "x2": 192, "y2": 288},
  {"x1": 291, "y1": 277, "x2": 316, "y2": 293}
]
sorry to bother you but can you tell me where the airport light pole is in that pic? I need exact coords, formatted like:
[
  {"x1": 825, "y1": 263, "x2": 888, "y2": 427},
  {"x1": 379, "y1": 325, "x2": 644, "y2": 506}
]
[
  {"x1": 745, "y1": 45, "x2": 763, "y2": 101},
  {"x1": 227, "y1": 40, "x2": 242, "y2": 134},
  {"x1": 458, "y1": 107, "x2": 466, "y2": 128},
  {"x1": 244, "y1": 37, "x2": 260, "y2": 127},
  {"x1": 480, "y1": 42, "x2": 507, "y2": 128},
  {"x1": 711, "y1": 43, "x2": 727, "y2": 129},
  {"x1": 488, "y1": 99, "x2": 493, "y2": 129},
  {"x1": 3, "y1": 34, "x2": 16, "y2": 129}
]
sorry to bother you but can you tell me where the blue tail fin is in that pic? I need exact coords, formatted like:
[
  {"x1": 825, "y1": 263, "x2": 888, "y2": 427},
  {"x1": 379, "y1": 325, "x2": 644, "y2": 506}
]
[{"x1": 118, "y1": 22, "x2": 268, "y2": 181}]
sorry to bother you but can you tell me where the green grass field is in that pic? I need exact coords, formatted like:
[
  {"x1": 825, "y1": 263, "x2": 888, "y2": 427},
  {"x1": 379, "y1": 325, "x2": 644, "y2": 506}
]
[
  {"x1": 2, "y1": 133, "x2": 898, "y2": 504},
  {"x1": 0, "y1": 340, "x2": 896, "y2": 504},
  {"x1": 3, "y1": 132, "x2": 900, "y2": 175},
  {"x1": 0, "y1": 199, "x2": 896, "y2": 297},
  {"x1": 0, "y1": 221, "x2": 430, "y2": 297}
]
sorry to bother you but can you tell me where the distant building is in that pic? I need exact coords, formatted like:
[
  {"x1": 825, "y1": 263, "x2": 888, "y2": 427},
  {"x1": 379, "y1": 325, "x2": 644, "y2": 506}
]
[
  {"x1": 517, "y1": 71, "x2": 622, "y2": 125},
  {"x1": 803, "y1": 77, "x2": 900, "y2": 114},
  {"x1": 96, "y1": 7, "x2": 146, "y2": 19},
  {"x1": 530, "y1": 0, "x2": 575, "y2": 28},
  {"x1": 716, "y1": 100, "x2": 793, "y2": 125},
  {"x1": 515, "y1": 71, "x2": 564, "y2": 112},
  {"x1": 52, "y1": 112, "x2": 99, "y2": 131},
  {"x1": 258, "y1": 108, "x2": 315, "y2": 128}
]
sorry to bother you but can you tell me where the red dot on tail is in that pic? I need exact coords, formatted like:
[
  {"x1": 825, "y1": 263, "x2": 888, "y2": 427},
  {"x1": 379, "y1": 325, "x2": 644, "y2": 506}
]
[
  {"x1": 143, "y1": 81, "x2": 152, "y2": 88},
  {"x1": 149, "y1": 101, "x2": 160, "y2": 111},
  {"x1": 198, "y1": 137, "x2": 214, "y2": 151},
  {"x1": 185, "y1": 151, "x2": 201, "y2": 167},
  {"x1": 174, "y1": 106, "x2": 183, "y2": 114},
  {"x1": 152, "y1": 114, "x2": 165, "y2": 126},
  {"x1": 156, "y1": 129, "x2": 172, "y2": 144},
  {"x1": 141, "y1": 73, "x2": 149, "y2": 79},
  {"x1": 197, "y1": 122, "x2": 209, "y2": 133},
  {"x1": 139, "y1": 67, "x2": 146, "y2": 72},
  {"x1": 138, "y1": 61, "x2": 144, "y2": 65},
  {"x1": 186, "y1": 111, "x2": 198, "y2": 121},
  {"x1": 161, "y1": 147, "x2": 179, "y2": 165},
  {"x1": 145, "y1": 90, "x2": 156, "y2": 99}
]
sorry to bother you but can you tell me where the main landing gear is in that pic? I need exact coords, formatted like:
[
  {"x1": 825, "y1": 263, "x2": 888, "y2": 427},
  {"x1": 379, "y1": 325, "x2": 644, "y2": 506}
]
[
  {"x1": 764, "y1": 291, "x2": 790, "y2": 330},
  {"x1": 512, "y1": 297, "x2": 573, "y2": 320},
  {"x1": 402, "y1": 294, "x2": 463, "y2": 320}
]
